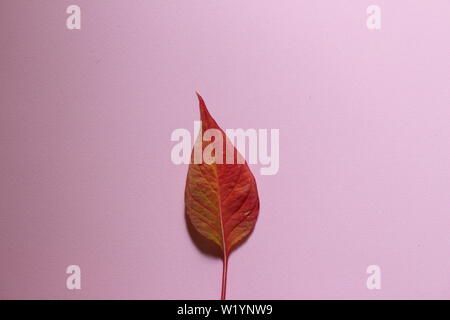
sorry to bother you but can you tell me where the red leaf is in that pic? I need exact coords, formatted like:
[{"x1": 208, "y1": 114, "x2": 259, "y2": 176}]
[{"x1": 185, "y1": 93, "x2": 260, "y2": 299}]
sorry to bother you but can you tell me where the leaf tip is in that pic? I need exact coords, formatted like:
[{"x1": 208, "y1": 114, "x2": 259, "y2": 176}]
[
  {"x1": 196, "y1": 91, "x2": 206, "y2": 111},
  {"x1": 195, "y1": 92, "x2": 215, "y2": 126}
]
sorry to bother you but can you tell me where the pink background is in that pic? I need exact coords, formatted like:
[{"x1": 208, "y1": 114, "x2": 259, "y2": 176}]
[{"x1": 1, "y1": 0, "x2": 449, "y2": 299}]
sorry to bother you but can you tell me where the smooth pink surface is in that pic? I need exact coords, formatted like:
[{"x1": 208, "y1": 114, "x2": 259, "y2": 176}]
[{"x1": 1, "y1": 1, "x2": 449, "y2": 299}]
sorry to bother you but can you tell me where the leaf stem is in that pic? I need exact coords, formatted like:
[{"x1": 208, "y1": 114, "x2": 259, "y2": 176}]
[{"x1": 221, "y1": 253, "x2": 228, "y2": 300}]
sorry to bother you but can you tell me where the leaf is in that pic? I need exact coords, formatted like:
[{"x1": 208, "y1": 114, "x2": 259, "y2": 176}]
[{"x1": 185, "y1": 93, "x2": 260, "y2": 300}]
